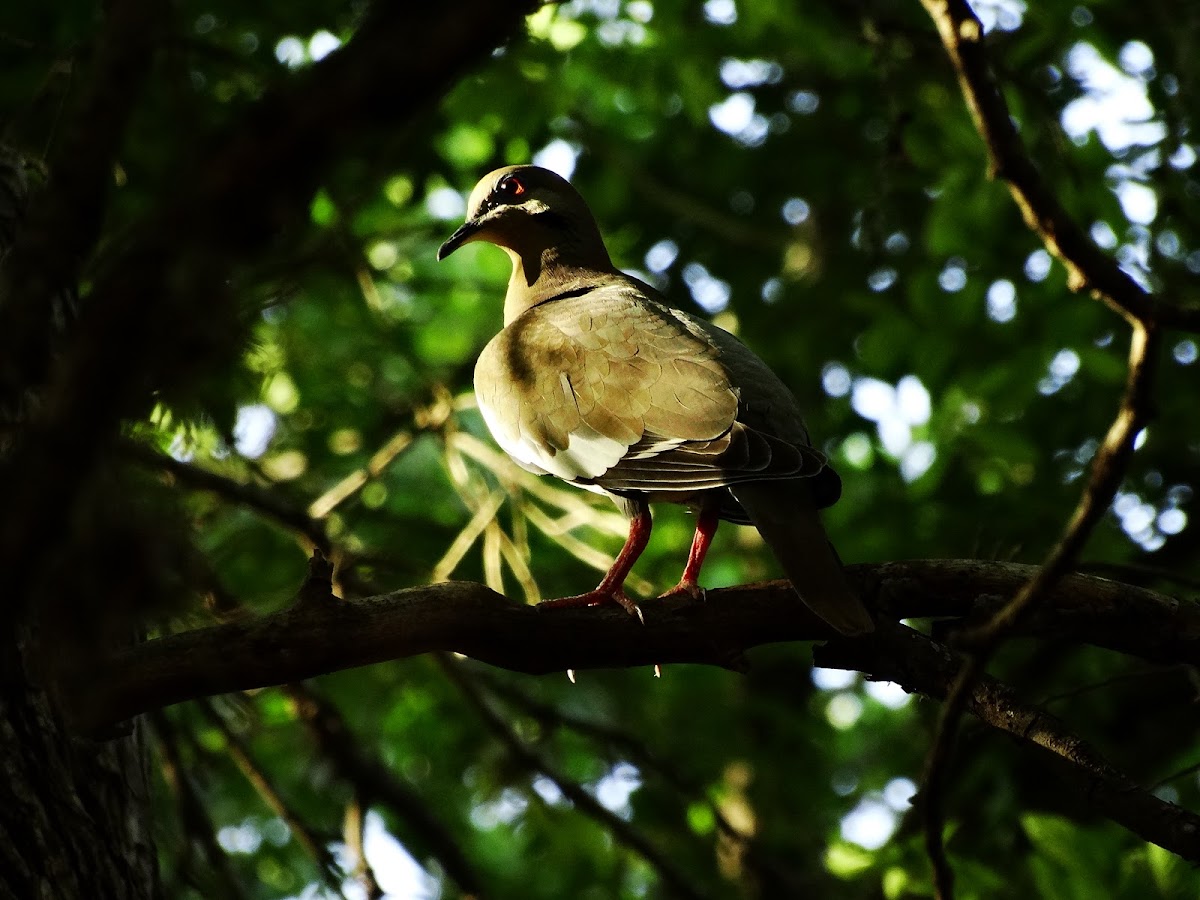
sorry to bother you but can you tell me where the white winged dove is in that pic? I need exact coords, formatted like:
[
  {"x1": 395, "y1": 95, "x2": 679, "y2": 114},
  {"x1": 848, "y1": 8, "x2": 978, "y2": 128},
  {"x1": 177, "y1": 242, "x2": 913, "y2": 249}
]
[{"x1": 438, "y1": 165, "x2": 873, "y2": 635}]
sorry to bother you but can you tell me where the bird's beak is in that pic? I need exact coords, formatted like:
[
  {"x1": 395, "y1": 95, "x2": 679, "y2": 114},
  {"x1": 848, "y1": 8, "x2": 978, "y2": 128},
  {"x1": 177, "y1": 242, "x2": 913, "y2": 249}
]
[{"x1": 437, "y1": 218, "x2": 483, "y2": 261}]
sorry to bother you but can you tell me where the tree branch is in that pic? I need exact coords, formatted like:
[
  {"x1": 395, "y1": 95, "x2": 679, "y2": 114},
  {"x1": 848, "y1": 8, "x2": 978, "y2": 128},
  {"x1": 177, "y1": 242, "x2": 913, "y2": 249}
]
[
  {"x1": 918, "y1": 0, "x2": 1200, "y2": 331},
  {"x1": 915, "y1": 5, "x2": 1181, "y2": 892},
  {"x1": 919, "y1": 326, "x2": 1162, "y2": 893},
  {"x1": 196, "y1": 698, "x2": 345, "y2": 895},
  {"x1": 439, "y1": 656, "x2": 715, "y2": 900},
  {"x1": 75, "y1": 559, "x2": 1200, "y2": 876},
  {"x1": 283, "y1": 683, "x2": 485, "y2": 898},
  {"x1": 814, "y1": 622, "x2": 1200, "y2": 863},
  {"x1": 0, "y1": 0, "x2": 538, "y2": 621},
  {"x1": 76, "y1": 559, "x2": 1200, "y2": 732}
]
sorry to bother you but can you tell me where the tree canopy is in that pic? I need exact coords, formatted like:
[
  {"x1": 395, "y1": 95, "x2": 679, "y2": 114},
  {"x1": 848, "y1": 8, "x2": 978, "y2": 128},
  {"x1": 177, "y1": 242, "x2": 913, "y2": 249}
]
[{"x1": 2, "y1": 1, "x2": 1199, "y2": 898}]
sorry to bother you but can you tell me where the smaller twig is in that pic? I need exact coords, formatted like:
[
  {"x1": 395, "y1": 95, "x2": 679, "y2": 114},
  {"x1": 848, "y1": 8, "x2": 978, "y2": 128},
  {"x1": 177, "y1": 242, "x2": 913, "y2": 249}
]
[
  {"x1": 918, "y1": 0, "x2": 1200, "y2": 331},
  {"x1": 1151, "y1": 760, "x2": 1200, "y2": 793},
  {"x1": 919, "y1": 321, "x2": 1160, "y2": 899},
  {"x1": 123, "y1": 439, "x2": 333, "y2": 555},
  {"x1": 439, "y1": 656, "x2": 715, "y2": 900},
  {"x1": 1036, "y1": 666, "x2": 1173, "y2": 706},
  {"x1": 474, "y1": 672, "x2": 816, "y2": 893},
  {"x1": 148, "y1": 711, "x2": 249, "y2": 900},
  {"x1": 196, "y1": 698, "x2": 345, "y2": 895},
  {"x1": 284, "y1": 683, "x2": 485, "y2": 897},
  {"x1": 1078, "y1": 561, "x2": 1200, "y2": 594}
]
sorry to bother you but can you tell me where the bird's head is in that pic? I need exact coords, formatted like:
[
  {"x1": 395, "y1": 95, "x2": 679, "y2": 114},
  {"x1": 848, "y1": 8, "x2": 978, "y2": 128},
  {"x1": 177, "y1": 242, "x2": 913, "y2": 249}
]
[{"x1": 436, "y1": 165, "x2": 609, "y2": 270}]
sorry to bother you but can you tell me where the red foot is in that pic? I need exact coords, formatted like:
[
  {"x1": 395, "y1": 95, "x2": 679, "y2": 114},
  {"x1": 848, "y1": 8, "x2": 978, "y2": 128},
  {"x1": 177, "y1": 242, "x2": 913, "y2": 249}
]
[
  {"x1": 657, "y1": 580, "x2": 706, "y2": 603},
  {"x1": 538, "y1": 589, "x2": 645, "y2": 623}
]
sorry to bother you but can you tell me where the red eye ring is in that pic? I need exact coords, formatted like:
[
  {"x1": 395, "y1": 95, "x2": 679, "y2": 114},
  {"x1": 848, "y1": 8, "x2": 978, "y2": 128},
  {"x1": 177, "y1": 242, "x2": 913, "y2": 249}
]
[{"x1": 498, "y1": 175, "x2": 525, "y2": 197}]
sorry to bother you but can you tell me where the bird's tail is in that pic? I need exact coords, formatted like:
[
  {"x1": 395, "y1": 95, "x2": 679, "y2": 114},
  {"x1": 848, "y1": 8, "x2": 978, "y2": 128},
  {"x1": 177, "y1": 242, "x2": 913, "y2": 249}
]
[{"x1": 729, "y1": 480, "x2": 874, "y2": 635}]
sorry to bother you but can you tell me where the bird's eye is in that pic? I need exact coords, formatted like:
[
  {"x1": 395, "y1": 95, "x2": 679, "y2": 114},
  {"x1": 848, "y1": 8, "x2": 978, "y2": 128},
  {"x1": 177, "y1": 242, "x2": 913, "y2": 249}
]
[{"x1": 496, "y1": 175, "x2": 526, "y2": 199}]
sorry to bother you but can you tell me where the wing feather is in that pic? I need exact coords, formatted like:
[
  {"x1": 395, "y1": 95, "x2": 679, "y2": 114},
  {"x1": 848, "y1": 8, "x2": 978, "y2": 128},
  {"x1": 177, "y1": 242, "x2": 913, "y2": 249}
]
[{"x1": 474, "y1": 279, "x2": 834, "y2": 501}]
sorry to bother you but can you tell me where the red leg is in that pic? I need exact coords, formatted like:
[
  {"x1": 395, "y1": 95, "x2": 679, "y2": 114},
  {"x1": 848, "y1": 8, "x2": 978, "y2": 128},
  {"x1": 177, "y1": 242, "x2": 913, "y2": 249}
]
[
  {"x1": 658, "y1": 503, "x2": 720, "y2": 602},
  {"x1": 538, "y1": 499, "x2": 652, "y2": 620}
]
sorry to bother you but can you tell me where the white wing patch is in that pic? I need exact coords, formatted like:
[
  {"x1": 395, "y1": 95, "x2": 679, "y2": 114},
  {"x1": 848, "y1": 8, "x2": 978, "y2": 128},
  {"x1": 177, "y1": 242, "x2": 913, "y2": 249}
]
[
  {"x1": 477, "y1": 391, "x2": 630, "y2": 482},
  {"x1": 553, "y1": 423, "x2": 628, "y2": 478}
]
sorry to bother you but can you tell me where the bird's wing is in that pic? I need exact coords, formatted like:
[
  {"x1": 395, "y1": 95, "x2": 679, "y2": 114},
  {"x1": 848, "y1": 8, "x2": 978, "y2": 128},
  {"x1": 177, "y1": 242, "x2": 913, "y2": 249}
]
[{"x1": 474, "y1": 282, "x2": 830, "y2": 494}]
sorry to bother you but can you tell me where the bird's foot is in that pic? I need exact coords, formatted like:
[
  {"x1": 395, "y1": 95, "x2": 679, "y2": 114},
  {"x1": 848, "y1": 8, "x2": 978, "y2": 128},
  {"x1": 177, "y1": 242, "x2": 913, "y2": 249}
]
[
  {"x1": 538, "y1": 588, "x2": 645, "y2": 623},
  {"x1": 657, "y1": 579, "x2": 706, "y2": 604}
]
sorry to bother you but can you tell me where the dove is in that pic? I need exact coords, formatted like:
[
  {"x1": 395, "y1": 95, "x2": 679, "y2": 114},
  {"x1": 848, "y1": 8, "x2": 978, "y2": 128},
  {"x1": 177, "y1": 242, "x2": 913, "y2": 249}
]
[{"x1": 438, "y1": 165, "x2": 873, "y2": 635}]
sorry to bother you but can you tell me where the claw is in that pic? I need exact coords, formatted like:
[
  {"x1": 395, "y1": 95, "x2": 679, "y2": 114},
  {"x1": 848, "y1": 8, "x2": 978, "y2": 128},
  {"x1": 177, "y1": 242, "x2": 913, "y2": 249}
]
[
  {"x1": 657, "y1": 580, "x2": 706, "y2": 604},
  {"x1": 538, "y1": 587, "x2": 645, "y2": 622},
  {"x1": 566, "y1": 669, "x2": 576, "y2": 683}
]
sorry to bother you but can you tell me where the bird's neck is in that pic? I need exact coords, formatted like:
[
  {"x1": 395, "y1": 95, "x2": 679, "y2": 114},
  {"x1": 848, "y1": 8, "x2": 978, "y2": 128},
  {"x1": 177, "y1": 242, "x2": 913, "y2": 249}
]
[{"x1": 502, "y1": 234, "x2": 616, "y2": 324}]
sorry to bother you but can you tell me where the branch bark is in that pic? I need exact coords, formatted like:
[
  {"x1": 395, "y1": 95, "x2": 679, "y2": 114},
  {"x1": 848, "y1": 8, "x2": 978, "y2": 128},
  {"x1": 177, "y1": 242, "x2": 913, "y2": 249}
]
[
  {"x1": 72, "y1": 559, "x2": 1200, "y2": 882},
  {"x1": 77, "y1": 559, "x2": 1200, "y2": 732}
]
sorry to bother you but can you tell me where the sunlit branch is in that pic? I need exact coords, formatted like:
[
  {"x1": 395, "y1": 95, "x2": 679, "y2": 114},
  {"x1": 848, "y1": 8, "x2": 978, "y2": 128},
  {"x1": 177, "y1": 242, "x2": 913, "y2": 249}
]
[
  {"x1": 308, "y1": 384, "x2": 460, "y2": 520},
  {"x1": 283, "y1": 683, "x2": 486, "y2": 898},
  {"x1": 196, "y1": 699, "x2": 346, "y2": 896},
  {"x1": 342, "y1": 795, "x2": 384, "y2": 900},
  {"x1": 148, "y1": 711, "x2": 250, "y2": 900},
  {"x1": 918, "y1": 0, "x2": 1200, "y2": 331},
  {"x1": 439, "y1": 656, "x2": 715, "y2": 900},
  {"x1": 912, "y1": 6, "x2": 1183, "y2": 891},
  {"x1": 968, "y1": 323, "x2": 1161, "y2": 645}
]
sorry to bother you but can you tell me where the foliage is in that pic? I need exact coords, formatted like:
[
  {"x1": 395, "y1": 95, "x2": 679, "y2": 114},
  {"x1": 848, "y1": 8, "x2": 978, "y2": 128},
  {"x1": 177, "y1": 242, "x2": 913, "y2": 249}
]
[{"x1": 2, "y1": 0, "x2": 1199, "y2": 897}]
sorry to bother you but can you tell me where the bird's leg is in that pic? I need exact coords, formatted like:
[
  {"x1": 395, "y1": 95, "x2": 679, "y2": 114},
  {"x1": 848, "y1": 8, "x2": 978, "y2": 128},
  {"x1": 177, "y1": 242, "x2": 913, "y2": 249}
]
[
  {"x1": 538, "y1": 499, "x2": 652, "y2": 620},
  {"x1": 658, "y1": 502, "x2": 720, "y2": 603}
]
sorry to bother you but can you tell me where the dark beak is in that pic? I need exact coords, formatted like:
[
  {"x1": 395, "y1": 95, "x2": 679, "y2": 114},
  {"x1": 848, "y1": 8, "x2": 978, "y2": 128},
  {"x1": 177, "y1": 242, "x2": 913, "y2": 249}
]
[{"x1": 436, "y1": 219, "x2": 482, "y2": 261}]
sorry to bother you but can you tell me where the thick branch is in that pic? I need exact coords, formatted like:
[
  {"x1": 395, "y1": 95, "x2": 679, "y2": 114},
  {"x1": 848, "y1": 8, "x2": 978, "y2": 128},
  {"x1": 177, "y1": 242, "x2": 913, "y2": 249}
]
[
  {"x1": 77, "y1": 559, "x2": 1200, "y2": 731},
  {"x1": 918, "y1": 0, "x2": 1200, "y2": 331}
]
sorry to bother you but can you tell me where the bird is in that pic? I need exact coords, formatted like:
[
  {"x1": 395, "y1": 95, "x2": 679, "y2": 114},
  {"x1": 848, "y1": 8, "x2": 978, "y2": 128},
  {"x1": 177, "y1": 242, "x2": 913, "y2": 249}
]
[{"x1": 437, "y1": 165, "x2": 873, "y2": 635}]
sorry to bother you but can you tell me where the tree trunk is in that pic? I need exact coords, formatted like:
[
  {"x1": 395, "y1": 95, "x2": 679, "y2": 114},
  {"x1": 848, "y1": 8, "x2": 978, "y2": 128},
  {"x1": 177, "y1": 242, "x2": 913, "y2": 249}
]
[{"x1": 0, "y1": 627, "x2": 157, "y2": 900}]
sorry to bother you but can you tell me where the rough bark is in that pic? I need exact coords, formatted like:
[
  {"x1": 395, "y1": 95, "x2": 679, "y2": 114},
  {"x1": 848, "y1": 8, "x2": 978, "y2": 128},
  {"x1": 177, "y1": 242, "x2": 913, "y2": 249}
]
[{"x1": 0, "y1": 628, "x2": 158, "y2": 900}]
